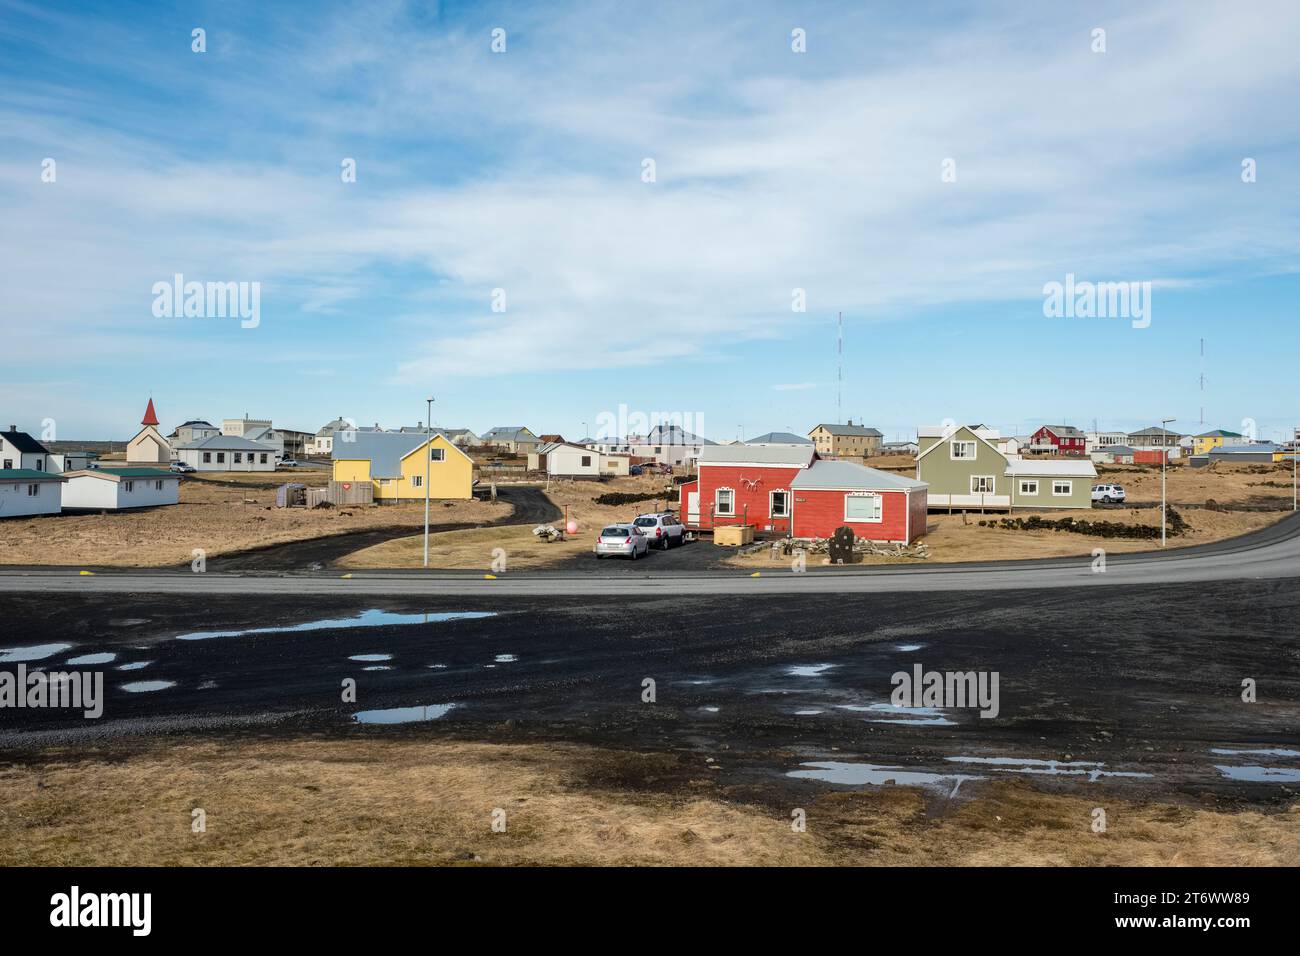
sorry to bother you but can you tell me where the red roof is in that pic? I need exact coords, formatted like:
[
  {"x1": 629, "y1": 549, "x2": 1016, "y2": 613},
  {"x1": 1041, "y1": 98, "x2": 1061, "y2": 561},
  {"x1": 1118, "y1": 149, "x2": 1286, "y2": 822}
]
[{"x1": 141, "y1": 398, "x2": 159, "y2": 427}]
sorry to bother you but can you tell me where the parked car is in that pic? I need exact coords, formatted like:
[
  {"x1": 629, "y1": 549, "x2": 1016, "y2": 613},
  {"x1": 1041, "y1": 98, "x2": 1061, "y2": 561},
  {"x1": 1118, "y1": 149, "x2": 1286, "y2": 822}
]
[
  {"x1": 633, "y1": 511, "x2": 684, "y2": 549},
  {"x1": 1092, "y1": 483, "x2": 1126, "y2": 504},
  {"x1": 170, "y1": 461, "x2": 196, "y2": 473},
  {"x1": 279, "y1": 458, "x2": 299, "y2": 467},
  {"x1": 594, "y1": 523, "x2": 650, "y2": 559}
]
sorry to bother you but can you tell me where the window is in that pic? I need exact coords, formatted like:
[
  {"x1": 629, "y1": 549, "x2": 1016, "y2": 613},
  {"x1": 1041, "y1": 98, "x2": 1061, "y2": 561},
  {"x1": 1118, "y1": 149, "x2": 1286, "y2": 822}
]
[
  {"x1": 260, "y1": 453, "x2": 268, "y2": 464},
  {"x1": 971, "y1": 476, "x2": 996, "y2": 494},
  {"x1": 217, "y1": 452, "x2": 225, "y2": 464},
  {"x1": 845, "y1": 492, "x2": 883, "y2": 522},
  {"x1": 411, "y1": 475, "x2": 423, "y2": 488},
  {"x1": 124, "y1": 481, "x2": 134, "y2": 492},
  {"x1": 581, "y1": 455, "x2": 591, "y2": 467},
  {"x1": 234, "y1": 453, "x2": 243, "y2": 464},
  {"x1": 770, "y1": 490, "x2": 790, "y2": 518},
  {"x1": 715, "y1": 487, "x2": 735, "y2": 516},
  {"x1": 1019, "y1": 480, "x2": 1039, "y2": 496},
  {"x1": 654, "y1": 447, "x2": 662, "y2": 455},
  {"x1": 2, "y1": 459, "x2": 11, "y2": 469},
  {"x1": 430, "y1": 447, "x2": 445, "y2": 462},
  {"x1": 202, "y1": 452, "x2": 211, "y2": 463},
  {"x1": 35, "y1": 459, "x2": 43, "y2": 470},
  {"x1": 1052, "y1": 480, "x2": 1072, "y2": 496},
  {"x1": 26, "y1": 483, "x2": 38, "y2": 496},
  {"x1": 155, "y1": 480, "x2": 164, "y2": 491},
  {"x1": 951, "y1": 440, "x2": 976, "y2": 460}
]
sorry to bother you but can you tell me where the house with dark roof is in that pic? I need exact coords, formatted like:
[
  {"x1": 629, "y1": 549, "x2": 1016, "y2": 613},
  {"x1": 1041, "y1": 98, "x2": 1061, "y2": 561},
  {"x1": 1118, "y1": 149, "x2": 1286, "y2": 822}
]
[
  {"x1": 1027, "y1": 424, "x2": 1087, "y2": 457},
  {"x1": 174, "y1": 434, "x2": 276, "y2": 472},
  {"x1": 481, "y1": 426, "x2": 540, "y2": 454},
  {"x1": 0, "y1": 427, "x2": 52, "y2": 472},
  {"x1": 167, "y1": 419, "x2": 220, "y2": 444},
  {"x1": 808, "y1": 421, "x2": 884, "y2": 458}
]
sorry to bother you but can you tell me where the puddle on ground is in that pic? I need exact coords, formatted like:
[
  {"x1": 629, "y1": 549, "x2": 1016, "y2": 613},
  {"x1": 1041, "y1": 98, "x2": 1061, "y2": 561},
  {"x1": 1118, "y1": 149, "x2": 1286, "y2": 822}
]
[
  {"x1": 837, "y1": 703, "x2": 956, "y2": 726},
  {"x1": 120, "y1": 680, "x2": 177, "y2": 693},
  {"x1": 700, "y1": 706, "x2": 720, "y2": 713},
  {"x1": 175, "y1": 609, "x2": 497, "y2": 641},
  {"x1": 66, "y1": 652, "x2": 116, "y2": 665},
  {"x1": 494, "y1": 654, "x2": 517, "y2": 663},
  {"x1": 0, "y1": 644, "x2": 72, "y2": 663},
  {"x1": 348, "y1": 654, "x2": 392, "y2": 662},
  {"x1": 895, "y1": 644, "x2": 924, "y2": 652},
  {"x1": 946, "y1": 756, "x2": 1153, "y2": 781},
  {"x1": 794, "y1": 709, "x2": 824, "y2": 715},
  {"x1": 1214, "y1": 765, "x2": 1300, "y2": 783},
  {"x1": 352, "y1": 703, "x2": 457, "y2": 725},
  {"x1": 789, "y1": 760, "x2": 982, "y2": 797},
  {"x1": 198, "y1": 680, "x2": 217, "y2": 690},
  {"x1": 427, "y1": 664, "x2": 447, "y2": 669},
  {"x1": 117, "y1": 661, "x2": 152, "y2": 671},
  {"x1": 787, "y1": 664, "x2": 835, "y2": 677},
  {"x1": 1211, "y1": 748, "x2": 1300, "y2": 758},
  {"x1": 362, "y1": 665, "x2": 392, "y2": 672}
]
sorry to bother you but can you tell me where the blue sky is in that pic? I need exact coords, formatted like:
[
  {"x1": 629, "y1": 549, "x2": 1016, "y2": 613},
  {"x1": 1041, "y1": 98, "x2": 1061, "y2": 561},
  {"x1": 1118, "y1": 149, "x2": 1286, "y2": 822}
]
[{"x1": 2, "y1": 0, "x2": 1298, "y2": 442}]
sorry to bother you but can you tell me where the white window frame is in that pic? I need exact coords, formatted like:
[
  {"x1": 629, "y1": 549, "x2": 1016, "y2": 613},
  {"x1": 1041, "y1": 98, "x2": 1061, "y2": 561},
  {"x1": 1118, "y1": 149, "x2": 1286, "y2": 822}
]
[
  {"x1": 715, "y1": 487, "x2": 735, "y2": 516},
  {"x1": 950, "y1": 440, "x2": 976, "y2": 460},
  {"x1": 410, "y1": 475, "x2": 423, "y2": 488},
  {"x1": 1052, "y1": 480, "x2": 1072, "y2": 496},
  {"x1": 844, "y1": 491, "x2": 883, "y2": 523},
  {"x1": 970, "y1": 475, "x2": 996, "y2": 495},
  {"x1": 430, "y1": 447, "x2": 445, "y2": 462},
  {"x1": 1019, "y1": 479, "x2": 1039, "y2": 496},
  {"x1": 26, "y1": 483, "x2": 38, "y2": 497},
  {"x1": 124, "y1": 481, "x2": 134, "y2": 492},
  {"x1": 770, "y1": 489, "x2": 791, "y2": 518}
]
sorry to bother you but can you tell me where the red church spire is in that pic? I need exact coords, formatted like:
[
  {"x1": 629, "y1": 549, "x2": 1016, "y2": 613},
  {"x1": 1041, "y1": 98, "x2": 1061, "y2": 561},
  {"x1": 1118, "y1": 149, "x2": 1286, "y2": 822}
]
[{"x1": 141, "y1": 398, "x2": 159, "y2": 427}]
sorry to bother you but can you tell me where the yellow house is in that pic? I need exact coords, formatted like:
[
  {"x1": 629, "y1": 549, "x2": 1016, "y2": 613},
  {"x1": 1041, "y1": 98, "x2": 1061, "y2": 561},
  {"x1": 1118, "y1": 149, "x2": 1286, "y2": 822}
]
[
  {"x1": 1192, "y1": 429, "x2": 1243, "y2": 456},
  {"x1": 332, "y1": 431, "x2": 473, "y2": 501}
]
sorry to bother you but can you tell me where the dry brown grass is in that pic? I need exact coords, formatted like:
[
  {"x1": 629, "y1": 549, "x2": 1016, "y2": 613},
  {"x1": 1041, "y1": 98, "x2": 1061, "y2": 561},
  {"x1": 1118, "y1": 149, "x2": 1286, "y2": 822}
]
[
  {"x1": 1, "y1": 737, "x2": 1293, "y2": 866},
  {"x1": 0, "y1": 474, "x2": 510, "y2": 567},
  {"x1": 340, "y1": 475, "x2": 679, "y2": 570}
]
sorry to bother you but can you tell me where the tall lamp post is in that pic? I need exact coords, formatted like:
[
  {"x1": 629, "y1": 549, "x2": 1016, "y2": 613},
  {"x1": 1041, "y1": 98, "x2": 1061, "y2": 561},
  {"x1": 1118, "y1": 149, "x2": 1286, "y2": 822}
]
[
  {"x1": 1160, "y1": 417, "x2": 1175, "y2": 547},
  {"x1": 423, "y1": 396, "x2": 434, "y2": 567}
]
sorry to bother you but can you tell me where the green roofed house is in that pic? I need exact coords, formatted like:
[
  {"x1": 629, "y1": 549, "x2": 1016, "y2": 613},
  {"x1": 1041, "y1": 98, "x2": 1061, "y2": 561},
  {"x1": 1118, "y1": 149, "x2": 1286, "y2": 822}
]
[
  {"x1": 916, "y1": 424, "x2": 1097, "y2": 512},
  {"x1": 0, "y1": 469, "x2": 66, "y2": 518}
]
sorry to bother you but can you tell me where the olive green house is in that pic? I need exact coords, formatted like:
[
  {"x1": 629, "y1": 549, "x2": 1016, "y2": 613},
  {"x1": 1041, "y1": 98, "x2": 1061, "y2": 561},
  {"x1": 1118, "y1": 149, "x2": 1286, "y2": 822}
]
[{"x1": 916, "y1": 425, "x2": 1096, "y2": 511}]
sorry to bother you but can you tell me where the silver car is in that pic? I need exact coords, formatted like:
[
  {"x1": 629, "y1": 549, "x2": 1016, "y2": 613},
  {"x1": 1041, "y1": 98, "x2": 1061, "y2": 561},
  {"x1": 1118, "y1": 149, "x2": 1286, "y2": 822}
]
[{"x1": 594, "y1": 523, "x2": 650, "y2": 559}]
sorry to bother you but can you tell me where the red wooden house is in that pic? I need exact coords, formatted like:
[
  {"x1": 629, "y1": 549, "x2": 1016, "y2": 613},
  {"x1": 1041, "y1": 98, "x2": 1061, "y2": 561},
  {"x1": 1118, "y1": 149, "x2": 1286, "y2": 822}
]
[
  {"x1": 679, "y1": 447, "x2": 927, "y2": 543},
  {"x1": 1028, "y1": 424, "x2": 1086, "y2": 457}
]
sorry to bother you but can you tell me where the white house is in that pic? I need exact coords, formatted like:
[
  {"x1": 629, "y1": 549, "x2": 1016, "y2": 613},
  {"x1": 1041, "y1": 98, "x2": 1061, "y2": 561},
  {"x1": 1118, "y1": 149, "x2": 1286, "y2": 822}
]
[
  {"x1": 244, "y1": 425, "x2": 286, "y2": 461},
  {"x1": 0, "y1": 469, "x2": 65, "y2": 517},
  {"x1": 175, "y1": 435, "x2": 277, "y2": 471},
  {"x1": 61, "y1": 468, "x2": 180, "y2": 510},
  {"x1": 0, "y1": 427, "x2": 52, "y2": 471},
  {"x1": 49, "y1": 451, "x2": 97, "y2": 473}
]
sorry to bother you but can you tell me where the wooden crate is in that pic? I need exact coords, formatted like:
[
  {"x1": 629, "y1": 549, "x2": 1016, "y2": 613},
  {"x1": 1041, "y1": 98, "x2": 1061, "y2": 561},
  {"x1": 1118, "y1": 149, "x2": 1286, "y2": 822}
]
[{"x1": 713, "y1": 525, "x2": 754, "y2": 547}]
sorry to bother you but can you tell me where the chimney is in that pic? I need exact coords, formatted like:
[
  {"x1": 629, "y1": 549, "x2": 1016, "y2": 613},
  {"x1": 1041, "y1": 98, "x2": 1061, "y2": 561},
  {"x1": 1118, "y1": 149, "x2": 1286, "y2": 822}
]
[{"x1": 7, "y1": 425, "x2": 13, "y2": 432}]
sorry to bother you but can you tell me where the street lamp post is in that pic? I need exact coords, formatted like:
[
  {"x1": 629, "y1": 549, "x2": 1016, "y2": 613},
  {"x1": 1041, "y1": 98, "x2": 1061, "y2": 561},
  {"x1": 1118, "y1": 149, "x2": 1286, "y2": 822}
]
[
  {"x1": 423, "y1": 396, "x2": 434, "y2": 567},
  {"x1": 1160, "y1": 417, "x2": 1175, "y2": 547}
]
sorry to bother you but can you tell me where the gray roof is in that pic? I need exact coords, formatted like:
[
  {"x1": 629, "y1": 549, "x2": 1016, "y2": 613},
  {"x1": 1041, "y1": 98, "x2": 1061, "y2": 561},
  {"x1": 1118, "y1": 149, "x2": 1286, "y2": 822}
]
[
  {"x1": 331, "y1": 431, "x2": 429, "y2": 478},
  {"x1": 700, "y1": 445, "x2": 816, "y2": 466},
  {"x1": 482, "y1": 426, "x2": 537, "y2": 442},
  {"x1": 791, "y1": 459, "x2": 926, "y2": 491},
  {"x1": 1040, "y1": 424, "x2": 1085, "y2": 438},
  {"x1": 812, "y1": 423, "x2": 883, "y2": 437},
  {"x1": 746, "y1": 431, "x2": 813, "y2": 445},
  {"x1": 1098, "y1": 445, "x2": 1137, "y2": 455},
  {"x1": 1130, "y1": 426, "x2": 1182, "y2": 437},
  {"x1": 177, "y1": 435, "x2": 273, "y2": 451},
  {"x1": 644, "y1": 425, "x2": 715, "y2": 445},
  {"x1": 316, "y1": 418, "x2": 352, "y2": 436},
  {"x1": 1213, "y1": 443, "x2": 1278, "y2": 454}
]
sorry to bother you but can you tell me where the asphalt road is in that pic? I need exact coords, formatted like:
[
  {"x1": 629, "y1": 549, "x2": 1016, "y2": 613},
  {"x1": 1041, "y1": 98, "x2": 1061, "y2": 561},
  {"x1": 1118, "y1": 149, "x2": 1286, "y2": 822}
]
[{"x1": 2, "y1": 511, "x2": 1298, "y2": 595}]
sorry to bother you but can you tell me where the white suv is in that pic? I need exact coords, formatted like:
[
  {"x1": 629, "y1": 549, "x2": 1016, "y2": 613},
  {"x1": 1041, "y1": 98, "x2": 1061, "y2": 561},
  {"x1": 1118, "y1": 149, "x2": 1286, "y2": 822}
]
[
  {"x1": 1092, "y1": 483, "x2": 1126, "y2": 504},
  {"x1": 633, "y1": 511, "x2": 684, "y2": 549}
]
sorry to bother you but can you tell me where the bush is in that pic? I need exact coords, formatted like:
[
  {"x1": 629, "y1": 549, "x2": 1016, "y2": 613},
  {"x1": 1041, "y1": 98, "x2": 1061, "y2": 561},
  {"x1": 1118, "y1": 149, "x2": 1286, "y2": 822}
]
[{"x1": 992, "y1": 507, "x2": 1186, "y2": 540}]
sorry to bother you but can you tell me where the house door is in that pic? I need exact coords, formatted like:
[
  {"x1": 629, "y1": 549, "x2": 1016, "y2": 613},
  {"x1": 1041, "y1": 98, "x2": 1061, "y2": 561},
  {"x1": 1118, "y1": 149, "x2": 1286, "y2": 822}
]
[{"x1": 687, "y1": 491, "x2": 699, "y2": 524}]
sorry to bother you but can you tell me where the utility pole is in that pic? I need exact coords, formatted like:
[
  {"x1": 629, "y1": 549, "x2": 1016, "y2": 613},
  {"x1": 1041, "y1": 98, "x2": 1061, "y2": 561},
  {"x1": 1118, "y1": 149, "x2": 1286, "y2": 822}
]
[
  {"x1": 423, "y1": 396, "x2": 434, "y2": 567},
  {"x1": 1161, "y1": 417, "x2": 1175, "y2": 547},
  {"x1": 837, "y1": 311, "x2": 843, "y2": 426}
]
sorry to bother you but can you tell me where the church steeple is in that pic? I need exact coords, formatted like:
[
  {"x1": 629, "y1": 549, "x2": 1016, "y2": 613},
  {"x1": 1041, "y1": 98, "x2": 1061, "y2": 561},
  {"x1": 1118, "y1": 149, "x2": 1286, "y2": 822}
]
[{"x1": 141, "y1": 398, "x2": 159, "y2": 427}]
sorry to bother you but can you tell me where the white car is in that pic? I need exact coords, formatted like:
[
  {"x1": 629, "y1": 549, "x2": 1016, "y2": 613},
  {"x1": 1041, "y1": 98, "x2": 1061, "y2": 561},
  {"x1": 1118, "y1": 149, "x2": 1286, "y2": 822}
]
[
  {"x1": 1092, "y1": 483, "x2": 1126, "y2": 504},
  {"x1": 632, "y1": 511, "x2": 684, "y2": 549},
  {"x1": 594, "y1": 524, "x2": 651, "y2": 559}
]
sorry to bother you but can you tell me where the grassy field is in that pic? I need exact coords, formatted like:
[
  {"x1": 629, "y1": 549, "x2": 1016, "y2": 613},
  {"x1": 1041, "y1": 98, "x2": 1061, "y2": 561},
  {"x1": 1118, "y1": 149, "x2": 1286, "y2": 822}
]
[
  {"x1": 0, "y1": 471, "x2": 510, "y2": 567},
  {"x1": 339, "y1": 475, "x2": 680, "y2": 570},
  {"x1": 1, "y1": 737, "x2": 1294, "y2": 866}
]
